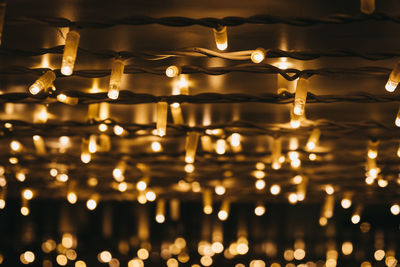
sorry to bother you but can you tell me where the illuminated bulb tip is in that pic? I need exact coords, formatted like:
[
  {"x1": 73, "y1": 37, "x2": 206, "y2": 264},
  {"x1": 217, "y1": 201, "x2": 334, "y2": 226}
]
[
  {"x1": 61, "y1": 30, "x2": 80, "y2": 76},
  {"x1": 386, "y1": 80, "x2": 398, "y2": 92},
  {"x1": 351, "y1": 215, "x2": 360, "y2": 224},
  {"x1": 86, "y1": 199, "x2": 97, "y2": 210},
  {"x1": 107, "y1": 89, "x2": 119, "y2": 100},
  {"x1": 166, "y1": 65, "x2": 180, "y2": 78},
  {"x1": 293, "y1": 105, "x2": 303, "y2": 116},
  {"x1": 218, "y1": 210, "x2": 228, "y2": 221},
  {"x1": 213, "y1": 26, "x2": 228, "y2": 51},
  {"x1": 290, "y1": 120, "x2": 300, "y2": 129},
  {"x1": 395, "y1": 117, "x2": 400, "y2": 127},
  {"x1": 67, "y1": 192, "x2": 78, "y2": 204},
  {"x1": 306, "y1": 142, "x2": 315, "y2": 150},
  {"x1": 29, "y1": 85, "x2": 40, "y2": 95},
  {"x1": 61, "y1": 66, "x2": 73, "y2": 76},
  {"x1": 390, "y1": 204, "x2": 400, "y2": 215},
  {"x1": 251, "y1": 48, "x2": 266, "y2": 64},
  {"x1": 155, "y1": 214, "x2": 165, "y2": 223}
]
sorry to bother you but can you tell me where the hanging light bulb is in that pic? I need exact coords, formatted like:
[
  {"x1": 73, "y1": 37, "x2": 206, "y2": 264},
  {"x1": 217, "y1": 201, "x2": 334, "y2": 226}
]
[
  {"x1": 213, "y1": 25, "x2": 228, "y2": 51},
  {"x1": 34, "y1": 105, "x2": 49, "y2": 123},
  {"x1": 10, "y1": 140, "x2": 22, "y2": 152},
  {"x1": 155, "y1": 199, "x2": 166, "y2": 223},
  {"x1": 170, "y1": 102, "x2": 184, "y2": 124},
  {"x1": 112, "y1": 161, "x2": 125, "y2": 182},
  {"x1": 185, "y1": 132, "x2": 200, "y2": 164},
  {"x1": 270, "y1": 184, "x2": 281, "y2": 195},
  {"x1": 29, "y1": 70, "x2": 56, "y2": 95},
  {"x1": 251, "y1": 48, "x2": 266, "y2": 64},
  {"x1": 166, "y1": 65, "x2": 181, "y2": 78},
  {"x1": 360, "y1": 0, "x2": 375, "y2": 14},
  {"x1": 254, "y1": 202, "x2": 266, "y2": 216},
  {"x1": 32, "y1": 135, "x2": 46, "y2": 155},
  {"x1": 61, "y1": 29, "x2": 80, "y2": 76},
  {"x1": 203, "y1": 189, "x2": 213, "y2": 214},
  {"x1": 390, "y1": 203, "x2": 400, "y2": 215},
  {"x1": 156, "y1": 101, "x2": 168, "y2": 137},
  {"x1": 386, "y1": 62, "x2": 400, "y2": 92},
  {"x1": 218, "y1": 199, "x2": 230, "y2": 221},
  {"x1": 216, "y1": 139, "x2": 226, "y2": 155},
  {"x1": 351, "y1": 205, "x2": 363, "y2": 224},
  {"x1": 341, "y1": 194, "x2": 352, "y2": 209},
  {"x1": 271, "y1": 138, "x2": 282, "y2": 170},
  {"x1": 367, "y1": 140, "x2": 379, "y2": 159},
  {"x1": 81, "y1": 138, "x2": 91, "y2": 164},
  {"x1": 107, "y1": 59, "x2": 125, "y2": 99},
  {"x1": 0, "y1": 1, "x2": 5, "y2": 46},
  {"x1": 306, "y1": 128, "x2": 321, "y2": 151},
  {"x1": 215, "y1": 185, "x2": 226, "y2": 195},
  {"x1": 293, "y1": 76, "x2": 309, "y2": 116}
]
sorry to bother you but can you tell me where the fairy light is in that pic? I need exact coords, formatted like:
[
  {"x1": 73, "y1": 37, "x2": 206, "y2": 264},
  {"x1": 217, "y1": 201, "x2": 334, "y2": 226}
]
[
  {"x1": 166, "y1": 65, "x2": 181, "y2": 78},
  {"x1": 88, "y1": 135, "x2": 97, "y2": 153},
  {"x1": 367, "y1": 140, "x2": 378, "y2": 159},
  {"x1": 0, "y1": 189, "x2": 6, "y2": 209},
  {"x1": 203, "y1": 189, "x2": 213, "y2": 214},
  {"x1": 351, "y1": 205, "x2": 362, "y2": 224},
  {"x1": 86, "y1": 195, "x2": 98, "y2": 210},
  {"x1": 9, "y1": 157, "x2": 18, "y2": 164},
  {"x1": 270, "y1": 184, "x2": 281, "y2": 195},
  {"x1": 145, "y1": 190, "x2": 156, "y2": 201},
  {"x1": 0, "y1": 1, "x2": 5, "y2": 46},
  {"x1": 118, "y1": 182, "x2": 127, "y2": 192},
  {"x1": 255, "y1": 179, "x2": 266, "y2": 190},
  {"x1": 271, "y1": 138, "x2": 282, "y2": 170},
  {"x1": 390, "y1": 203, "x2": 400, "y2": 215},
  {"x1": 215, "y1": 185, "x2": 226, "y2": 195},
  {"x1": 288, "y1": 193, "x2": 298, "y2": 204},
  {"x1": 341, "y1": 241, "x2": 353, "y2": 256},
  {"x1": 22, "y1": 189, "x2": 33, "y2": 200},
  {"x1": 155, "y1": 199, "x2": 166, "y2": 223},
  {"x1": 184, "y1": 163, "x2": 194, "y2": 173},
  {"x1": 251, "y1": 48, "x2": 266, "y2": 63},
  {"x1": 113, "y1": 125, "x2": 125, "y2": 136},
  {"x1": 290, "y1": 104, "x2": 302, "y2": 128},
  {"x1": 177, "y1": 75, "x2": 189, "y2": 95},
  {"x1": 20, "y1": 201, "x2": 30, "y2": 216},
  {"x1": 377, "y1": 178, "x2": 388, "y2": 188},
  {"x1": 67, "y1": 191, "x2": 78, "y2": 204},
  {"x1": 322, "y1": 195, "x2": 335, "y2": 220},
  {"x1": 230, "y1": 133, "x2": 241, "y2": 150},
  {"x1": 34, "y1": 105, "x2": 49, "y2": 123},
  {"x1": 218, "y1": 199, "x2": 230, "y2": 221},
  {"x1": 56, "y1": 173, "x2": 69, "y2": 182},
  {"x1": 254, "y1": 202, "x2": 266, "y2": 216},
  {"x1": 16, "y1": 171, "x2": 26, "y2": 182},
  {"x1": 108, "y1": 59, "x2": 125, "y2": 99},
  {"x1": 32, "y1": 135, "x2": 46, "y2": 155},
  {"x1": 216, "y1": 139, "x2": 226, "y2": 155},
  {"x1": 29, "y1": 70, "x2": 56, "y2": 95},
  {"x1": 395, "y1": 107, "x2": 400, "y2": 127},
  {"x1": 156, "y1": 101, "x2": 168, "y2": 137},
  {"x1": 57, "y1": 93, "x2": 79, "y2": 105},
  {"x1": 293, "y1": 76, "x2": 309, "y2": 115},
  {"x1": 296, "y1": 178, "x2": 308, "y2": 201},
  {"x1": 59, "y1": 136, "x2": 70, "y2": 153},
  {"x1": 213, "y1": 25, "x2": 228, "y2": 51},
  {"x1": 61, "y1": 29, "x2": 80, "y2": 76},
  {"x1": 361, "y1": 0, "x2": 375, "y2": 14},
  {"x1": 81, "y1": 138, "x2": 91, "y2": 164},
  {"x1": 325, "y1": 185, "x2": 335, "y2": 195},
  {"x1": 306, "y1": 128, "x2": 321, "y2": 151},
  {"x1": 10, "y1": 140, "x2": 22, "y2": 152},
  {"x1": 185, "y1": 132, "x2": 200, "y2": 163},
  {"x1": 341, "y1": 194, "x2": 352, "y2": 209},
  {"x1": 151, "y1": 141, "x2": 162, "y2": 152}
]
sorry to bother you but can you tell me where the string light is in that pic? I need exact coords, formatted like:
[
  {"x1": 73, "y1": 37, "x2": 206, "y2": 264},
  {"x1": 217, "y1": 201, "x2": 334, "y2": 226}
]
[
  {"x1": 288, "y1": 193, "x2": 298, "y2": 204},
  {"x1": 255, "y1": 179, "x2": 266, "y2": 190},
  {"x1": 0, "y1": 189, "x2": 6, "y2": 209},
  {"x1": 203, "y1": 189, "x2": 213, "y2": 214},
  {"x1": 81, "y1": 138, "x2": 91, "y2": 164},
  {"x1": 322, "y1": 195, "x2": 335, "y2": 220},
  {"x1": 360, "y1": 0, "x2": 375, "y2": 14},
  {"x1": 61, "y1": 29, "x2": 80, "y2": 76},
  {"x1": 185, "y1": 132, "x2": 200, "y2": 163},
  {"x1": 325, "y1": 185, "x2": 335, "y2": 195},
  {"x1": 88, "y1": 135, "x2": 97, "y2": 153},
  {"x1": 86, "y1": 195, "x2": 98, "y2": 210},
  {"x1": 67, "y1": 191, "x2": 78, "y2": 204},
  {"x1": 155, "y1": 199, "x2": 166, "y2": 223},
  {"x1": 34, "y1": 105, "x2": 49, "y2": 123},
  {"x1": 271, "y1": 138, "x2": 282, "y2": 170},
  {"x1": 251, "y1": 48, "x2": 266, "y2": 63},
  {"x1": 156, "y1": 101, "x2": 168, "y2": 137},
  {"x1": 290, "y1": 104, "x2": 302, "y2": 128},
  {"x1": 367, "y1": 140, "x2": 378, "y2": 159},
  {"x1": 118, "y1": 182, "x2": 128, "y2": 192},
  {"x1": 10, "y1": 140, "x2": 22, "y2": 152},
  {"x1": 166, "y1": 65, "x2": 181, "y2": 78},
  {"x1": 296, "y1": 177, "x2": 308, "y2": 201},
  {"x1": 213, "y1": 25, "x2": 228, "y2": 51},
  {"x1": 215, "y1": 185, "x2": 226, "y2": 195},
  {"x1": 33, "y1": 135, "x2": 46, "y2": 155},
  {"x1": 306, "y1": 128, "x2": 321, "y2": 151},
  {"x1": 218, "y1": 199, "x2": 230, "y2": 221},
  {"x1": 390, "y1": 203, "x2": 400, "y2": 215},
  {"x1": 293, "y1": 76, "x2": 309, "y2": 116},
  {"x1": 151, "y1": 141, "x2": 162, "y2": 152},
  {"x1": 229, "y1": 133, "x2": 241, "y2": 152},
  {"x1": 216, "y1": 139, "x2": 226, "y2": 155},
  {"x1": 254, "y1": 202, "x2": 266, "y2": 216},
  {"x1": 341, "y1": 194, "x2": 352, "y2": 209},
  {"x1": 351, "y1": 205, "x2": 362, "y2": 224},
  {"x1": 145, "y1": 190, "x2": 156, "y2": 201},
  {"x1": 270, "y1": 184, "x2": 281, "y2": 195},
  {"x1": 108, "y1": 59, "x2": 125, "y2": 99},
  {"x1": 59, "y1": 136, "x2": 70, "y2": 153},
  {"x1": 29, "y1": 70, "x2": 56, "y2": 95},
  {"x1": 113, "y1": 125, "x2": 125, "y2": 136},
  {"x1": 136, "y1": 180, "x2": 147, "y2": 191},
  {"x1": 57, "y1": 94, "x2": 79, "y2": 105},
  {"x1": 22, "y1": 189, "x2": 33, "y2": 200}
]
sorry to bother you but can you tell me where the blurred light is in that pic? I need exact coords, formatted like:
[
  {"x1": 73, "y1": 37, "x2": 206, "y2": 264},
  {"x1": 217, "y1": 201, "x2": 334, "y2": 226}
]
[
  {"x1": 255, "y1": 179, "x2": 266, "y2": 190},
  {"x1": 288, "y1": 193, "x2": 298, "y2": 204},
  {"x1": 390, "y1": 204, "x2": 400, "y2": 215},
  {"x1": 56, "y1": 254, "x2": 68, "y2": 266},
  {"x1": 136, "y1": 181, "x2": 147, "y2": 191},
  {"x1": 166, "y1": 258, "x2": 178, "y2": 267},
  {"x1": 270, "y1": 184, "x2": 281, "y2": 195},
  {"x1": 137, "y1": 248, "x2": 149, "y2": 260},
  {"x1": 118, "y1": 182, "x2": 128, "y2": 192},
  {"x1": 99, "y1": 251, "x2": 112, "y2": 263},
  {"x1": 255, "y1": 162, "x2": 265, "y2": 170},
  {"x1": 86, "y1": 198, "x2": 97, "y2": 210},
  {"x1": 151, "y1": 141, "x2": 162, "y2": 152},
  {"x1": 98, "y1": 123, "x2": 108, "y2": 132},
  {"x1": 253, "y1": 170, "x2": 265, "y2": 179},
  {"x1": 254, "y1": 204, "x2": 266, "y2": 216},
  {"x1": 67, "y1": 192, "x2": 78, "y2": 204},
  {"x1": 294, "y1": 249, "x2": 305, "y2": 260},
  {"x1": 23, "y1": 251, "x2": 35, "y2": 263},
  {"x1": 113, "y1": 125, "x2": 124, "y2": 136},
  {"x1": 22, "y1": 189, "x2": 33, "y2": 200},
  {"x1": 341, "y1": 198, "x2": 352, "y2": 209},
  {"x1": 145, "y1": 190, "x2": 156, "y2": 201},
  {"x1": 309, "y1": 153, "x2": 317, "y2": 161},
  {"x1": 184, "y1": 164, "x2": 194, "y2": 173},
  {"x1": 283, "y1": 249, "x2": 294, "y2": 261},
  {"x1": 50, "y1": 168, "x2": 58, "y2": 177},
  {"x1": 128, "y1": 258, "x2": 144, "y2": 267},
  {"x1": 251, "y1": 48, "x2": 266, "y2": 63},
  {"x1": 215, "y1": 185, "x2": 226, "y2": 195},
  {"x1": 16, "y1": 172, "x2": 26, "y2": 182},
  {"x1": 75, "y1": 260, "x2": 87, "y2": 267},
  {"x1": 200, "y1": 255, "x2": 213, "y2": 266},
  {"x1": 10, "y1": 140, "x2": 22, "y2": 152},
  {"x1": 341, "y1": 241, "x2": 353, "y2": 255},
  {"x1": 216, "y1": 139, "x2": 226, "y2": 155},
  {"x1": 20, "y1": 206, "x2": 29, "y2": 216},
  {"x1": 325, "y1": 185, "x2": 335, "y2": 195},
  {"x1": 377, "y1": 178, "x2": 388, "y2": 188},
  {"x1": 9, "y1": 157, "x2": 18, "y2": 164},
  {"x1": 351, "y1": 214, "x2": 360, "y2": 224},
  {"x1": 57, "y1": 173, "x2": 69, "y2": 182},
  {"x1": 374, "y1": 250, "x2": 385, "y2": 261},
  {"x1": 292, "y1": 175, "x2": 303, "y2": 184}
]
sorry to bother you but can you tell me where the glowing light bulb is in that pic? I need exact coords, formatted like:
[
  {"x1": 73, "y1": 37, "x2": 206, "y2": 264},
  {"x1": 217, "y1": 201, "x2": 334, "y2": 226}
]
[
  {"x1": 390, "y1": 204, "x2": 400, "y2": 215},
  {"x1": 57, "y1": 173, "x2": 69, "y2": 182},
  {"x1": 0, "y1": 1, "x2": 5, "y2": 46},
  {"x1": 29, "y1": 70, "x2": 56, "y2": 95},
  {"x1": 395, "y1": 107, "x2": 400, "y2": 127},
  {"x1": 99, "y1": 251, "x2": 112, "y2": 263},
  {"x1": 10, "y1": 140, "x2": 22, "y2": 152},
  {"x1": 203, "y1": 189, "x2": 213, "y2": 214},
  {"x1": 322, "y1": 195, "x2": 335, "y2": 219},
  {"x1": 22, "y1": 189, "x2": 33, "y2": 200},
  {"x1": 67, "y1": 192, "x2": 78, "y2": 204},
  {"x1": 215, "y1": 185, "x2": 226, "y2": 195},
  {"x1": 98, "y1": 123, "x2": 108, "y2": 132},
  {"x1": 292, "y1": 175, "x2": 303, "y2": 184},
  {"x1": 118, "y1": 182, "x2": 128, "y2": 192},
  {"x1": 293, "y1": 76, "x2": 309, "y2": 115},
  {"x1": 230, "y1": 133, "x2": 241, "y2": 147},
  {"x1": 251, "y1": 48, "x2": 266, "y2": 63},
  {"x1": 81, "y1": 152, "x2": 91, "y2": 163},
  {"x1": 185, "y1": 132, "x2": 200, "y2": 163},
  {"x1": 288, "y1": 193, "x2": 298, "y2": 204},
  {"x1": 184, "y1": 163, "x2": 194, "y2": 173},
  {"x1": 270, "y1": 184, "x2": 281, "y2": 195},
  {"x1": 113, "y1": 125, "x2": 124, "y2": 136},
  {"x1": 156, "y1": 101, "x2": 168, "y2": 137},
  {"x1": 255, "y1": 179, "x2": 266, "y2": 190},
  {"x1": 306, "y1": 128, "x2": 321, "y2": 151},
  {"x1": 86, "y1": 197, "x2": 97, "y2": 210},
  {"x1": 61, "y1": 30, "x2": 80, "y2": 76},
  {"x1": 145, "y1": 190, "x2": 156, "y2": 201},
  {"x1": 166, "y1": 65, "x2": 181, "y2": 78},
  {"x1": 88, "y1": 135, "x2": 97, "y2": 153},
  {"x1": 351, "y1": 205, "x2": 362, "y2": 224},
  {"x1": 367, "y1": 140, "x2": 378, "y2": 159},
  {"x1": 360, "y1": 0, "x2": 375, "y2": 14},
  {"x1": 218, "y1": 200, "x2": 230, "y2": 221},
  {"x1": 151, "y1": 141, "x2": 162, "y2": 152},
  {"x1": 216, "y1": 139, "x2": 226, "y2": 155},
  {"x1": 136, "y1": 180, "x2": 147, "y2": 191},
  {"x1": 170, "y1": 102, "x2": 184, "y2": 124},
  {"x1": 33, "y1": 135, "x2": 46, "y2": 155},
  {"x1": 155, "y1": 199, "x2": 166, "y2": 223},
  {"x1": 21, "y1": 206, "x2": 30, "y2": 216},
  {"x1": 341, "y1": 197, "x2": 352, "y2": 209},
  {"x1": 325, "y1": 185, "x2": 335, "y2": 195},
  {"x1": 213, "y1": 26, "x2": 228, "y2": 51},
  {"x1": 108, "y1": 59, "x2": 125, "y2": 99},
  {"x1": 254, "y1": 203, "x2": 266, "y2": 216},
  {"x1": 113, "y1": 164, "x2": 125, "y2": 182},
  {"x1": 386, "y1": 61, "x2": 400, "y2": 92}
]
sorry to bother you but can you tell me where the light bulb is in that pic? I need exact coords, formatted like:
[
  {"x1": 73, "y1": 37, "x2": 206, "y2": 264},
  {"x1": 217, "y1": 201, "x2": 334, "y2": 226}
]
[
  {"x1": 113, "y1": 125, "x2": 124, "y2": 136},
  {"x1": 67, "y1": 192, "x2": 78, "y2": 204},
  {"x1": 390, "y1": 204, "x2": 400, "y2": 215},
  {"x1": 230, "y1": 133, "x2": 241, "y2": 147},
  {"x1": 213, "y1": 26, "x2": 228, "y2": 51},
  {"x1": 351, "y1": 205, "x2": 362, "y2": 224},
  {"x1": 151, "y1": 141, "x2": 162, "y2": 152},
  {"x1": 118, "y1": 182, "x2": 127, "y2": 192},
  {"x1": 203, "y1": 189, "x2": 213, "y2": 214},
  {"x1": 16, "y1": 171, "x2": 26, "y2": 182},
  {"x1": 293, "y1": 76, "x2": 309, "y2": 116},
  {"x1": 156, "y1": 101, "x2": 168, "y2": 137},
  {"x1": 341, "y1": 197, "x2": 352, "y2": 209},
  {"x1": 367, "y1": 140, "x2": 378, "y2": 159},
  {"x1": 108, "y1": 59, "x2": 125, "y2": 99},
  {"x1": 145, "y1": 190, "x2": 156, "y2": 201},
  {"x1": 61, "y1": 30, "x2": 80, "y2": 76},
  {"x1": 255, "y1": 179, "x2": 266, "y2": 190},
  {"x1": 306, "y1": 128, "x2": 321, "y2": 151},
  {"x1": 254, "y1": 203, "x2": 266, "y2": 216},
  {"x1": 81, "y1": 152, "x2": 91, "y2": 163},
  {"x1": 325, "y1": 185, "x2": 335, "y2": 195},
  {"x1": 270, "y1": 184, "x2": 281, "y2": 195},
  {"x1": 33, "y1": 135, "x2": 46, "y2": 155},
  {"x1": 22, "y1": 189, "x2": 33, "y2": 200},
  {"x1": 155, "y1": 199, "x2": 166, "y2": 223},
  {"x1": 395, "y1": 107, "x2": 400, "y2": 127},
  {"x1": 271, "y1": 138, "x2": 282, "y2": 170},
  {"x1": 88, "y1": 135, "x2": 97, "y2": 153},
  {"x1": 251, "y1": 48, "x2": 266, "y2": 63},
  {"x1": 290, "y1": 105, "x2": 301, "y2": 128},
  {"x1": 86, "y1": 197, "x2": 97, "y2": 210},
  {"x1": 360, "y1": 0, "x2": 375, "y2": 14},
  {"x1": 215, "y1": 185, "x2": 226, "y2": 195},
  {"x1": 113, "y1": 165, "x2": 125, "y2": 182},
  {"x1": 98, "y1": 123, "x2": 108, "y2": 132},
  {"x1": 216, "y1": 139, "x2": 226, "y2": 155},
  {"x1": 136, "y1": 180, "x2": 147, "y2": 191},
  {"x1": 170, "y1": 102, "x2": 184, "y2": 124},
  {"x1": 386, "y1": 61, "x2": 400, "y2": 92},
  {"x1": 166, "y1": 65, "x2": 181, "y2": 78},
  {"x1": 10, "y1": 140, "x2": 22, "y2": 152},
  {"x1": 322, "y1": 195, "x2": 335, "y2": 219},
  {"x1": 218, "y1": 200, "x2": 230, "y2": 221},
  {"x1": 0, "y1": 1, "x2": 5, "y2": 46},
  {"x1": 288, "y1": 193, "x2": 298, "y2": 204},
  {"x1": 29, "y1": 70, "x2": 56, "y2": 95},
  {"x1": 57, "y1": 94, "x2": 78, "y2": 105},
  {"x1": 185, "y1": 132, "x2": 200, "y2": 163}
]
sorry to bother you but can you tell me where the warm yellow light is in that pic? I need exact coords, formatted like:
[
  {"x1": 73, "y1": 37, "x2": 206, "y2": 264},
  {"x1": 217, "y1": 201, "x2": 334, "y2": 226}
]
[
  {"x1": 253, "y1": 170, "x2": 265, "y2": 179},
  {"x1": 230, "y1": 133, "x2": 241, "y2": 147},
  {"x1": 151, "y1": 141, "x2": 162, "y2": 152},
  {"x1": 136, "y1": 180, "x2": 147, "y2": 191},
  {"x1": 377, "y1": 178, "x2": 388, "y2": 188},
  {"x1": 88, "y1": 135, "x2": 97, "y2": 153},
  {"x1": 9, "y1": 157, "x2": 18, "y2": 164},
  {"x1": 22, "y1": 189, "x2": 33, "y2": 200},
  {"x1": 21, "y1": 206, "x2": 30, "y2": 216},
  {"x1": 98, "y1": 123, "x2": 108, "y2": 132},
  {"x1": 185, "y1": 132, "x2": 200, "y2": 163},
  {"x1": 128, "y1": 258, "x2": 143, "y2": 267},
  {"x1": 16, "y1": 171, "x2": 26, "y2": 182},
  {"x1": 211, "y1": 242, "x2": 224, "y2": 254},
  {"x1": 203, "y1": 189, "x2": 213, "y2": 214},
  {"x1": 118, "y1": 182, "x2": 128, "y2": 192},
  {"x1": 213, "y1": 26, "x2": 228, "y2": 51},
  {"x1": 309, "y1": 153, "x2": 317, "y2": 161},
  {"x1": 294, "y1": 249, "x2": 306, "y2": 260},
  {"x1": 156, "y1": 101, "x2": 168, "y2": 137},
  {"x1": 292, "y1": 175, "x2": 303, "y2": 184},
  {"x1": 291, "y1": 158, "x2": 301, "y2": 168},
  {"x1": 113, "y1": 125, "x2": 125, "y2": 136},
  {"x1": 0, "y1": 199, "x2": 5, "y2": 209},
  {"x1": 255, "y1": 179, "x2": 266, "y2": 190},
  {"x1": 293, "y1": 76, "x2": 309, "y2": 115},
  {"x1": 81, "y1": 152, "x2": 91, "y2": 164},
  {"x1": 166, "y1": 65, "x2": 181, "y2": 78},
  {"x1": 325, "y1": 185, "x2": 335, "y2": 195},
  {"x1": 166, "y1": 258, "x2": 179, "y2": 267},
  {"x1": 351, "y1": 214, "x2": 360, "y2": 224},
  {"x1": 251, "y1": 48, "x2": 266, "y2": 63},
  {"x1": 57, "y1": 93, "x2": 78, "y2": 105},
  {"x1": 99, "y1": 251, "x2": 112, "y2": 263},
  {"x1": 67, "y1": 192, "x2": 78, "y2": 204},
  {"x1": 155, "y1": 199, "x2": 166, "y2": 223},
  {"x1": 341, "y1": 198, "x2": 352, "y2": 209},
  {"x1": 319, "y1": 217, "x2": 328, "y2": 226},
  {"x1": 390, "y1": 204, "x2": 400, "y2": 215},
  {"x1": 374, "y1": 249, "x2": 385, "y2": 261},
  {"x1": 23, "y1": 251, "x2": 35, "y2": 263},
  {"x1": 255, "y1": 162, "x2": 265, "y2": 170},
  {"x1": 288, "y1": 193, "x2": 298, "y2": 204},
  {"x1": 214, "y1": 185, "x2": 226, "y2": 195},
  {"x1": 86, "y1": 198, "x2": 97, "y2": 210},
  {"x1": 184, "y1": 163, "x2": 195, "y2": 173},
  {"x1": 254, "y1": 204, "x2": 266, "y2": 216},
  {"x1": 50, "y1": 168, "x2": 58, "y2": 177},
  {"x1": 216, "y1": 139, "x2": 226, "y2": 154},
  {"x1": 29, "y1": 70, "x2": 56, "y2": 95},
  {"x1": 108, "y1": 59, "x2": 125, "y2": 99},
  {"x1": 361, "y1": 0, "x2": 375, "y2": 14},
  {"x1": 306, "y1": 128, "x2": 321, "y2": 151},
  {"x1": 270, "y1": 184, "x2": 281, "y2": 195},
  {"x1": 10, "y1": 140, "x2": 22, "y2": 152},
  {"x1": 61, "y1": 30, "x2": 80, "y2": 76},
  {"x1": 218, "y1": 200, "x2": 230, "y2": 221},
  {"x1": 145, "y1": 190, "x2": 156, "y2": 201},
  {"x1": 137, "y1": 248, "x2": 149, "y2": 260}
]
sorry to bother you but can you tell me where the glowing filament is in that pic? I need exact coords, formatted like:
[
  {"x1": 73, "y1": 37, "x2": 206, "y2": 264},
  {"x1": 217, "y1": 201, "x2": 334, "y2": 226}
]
[
  {"x1": 108, "y1": 59, "x2": 125, "y2": 99},
  {"x1": 213, "y1": 26, "x2": 228, "y2": 51},
  {"x1": 367, "y1": 140, "x2": 378, "y2": 159},
  {"x1": 32, "y1": 135, "x2": 46, "y2": 155},
  {"x1": 218, "y1": 200, "x2": 230, "y2": 221},
  {"x1": 170, "y1": 103, "x2": 184, "y2": 124},
  {"x1": 251, "y1": 48, "x2": 266, "y2": 64},
  {"x1": 216, "y1": 139, "x2": 226, "y2": 155},
  {"x1": 293, "y1": 76, "x2": 309, "y2": 116},
  {"x1": 203, "y1": 189, "x2": 213, "y2": 214},
  {"x1": 155, "y1": 199, "x2": 166, "y2": 223},
  {"x1": 306, "y1": 128, "x2": 321, "y2": 151},
  {"x1": 29, "y1": 70, "x2": 56, "y2": 95},
  {"x1": 360, "y1": 0, "x2": 375, "y2": 14},
  {"x1": 61, "y1": 30, "x2": 80, "y2": 76},
  {"x1": 57, "y1": 94, "x2": 78, "y2": 105},
  {"x1": 156, "y1": 101, "x2": 168, "y2": 137},
  {"x1": 185, "y1": 132, "x2": 200, "y2": 163},
  {"x1": 0, "y1": 1, "x2": 5, "y2": 46},
  {"x1": 166, "y1": 65, "x2": 181, "y2": 78}
]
